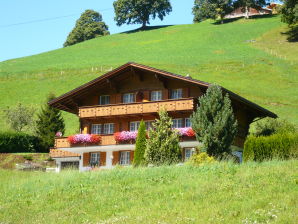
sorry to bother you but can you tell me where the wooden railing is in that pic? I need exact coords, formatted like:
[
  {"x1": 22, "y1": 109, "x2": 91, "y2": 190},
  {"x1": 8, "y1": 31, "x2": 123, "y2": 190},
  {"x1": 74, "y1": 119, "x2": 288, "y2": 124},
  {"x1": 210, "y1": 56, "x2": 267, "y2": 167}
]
[
  {"x1": 50, "y1": 149, "x2": 80, "y2": 158},
  {"x1": 54, "y1": 135, "x2": 116, "y2": 149},
  {"x1": 79, "y1": 98, "x2": 195, "y2": 118}
]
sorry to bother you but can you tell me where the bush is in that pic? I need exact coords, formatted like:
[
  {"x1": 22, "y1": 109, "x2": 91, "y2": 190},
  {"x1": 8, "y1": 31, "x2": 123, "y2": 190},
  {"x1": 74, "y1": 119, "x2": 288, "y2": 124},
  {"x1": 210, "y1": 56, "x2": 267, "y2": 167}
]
[
  {"x1": 186, "y1": 152, "x2": 215, "y2": 166},
  {"x1": 133, "y1": 120, "x2": 147, "y2": 167},
  {"x1": 243, "y1": 132, "x2": 298, "y2": 162},
  {"x1": 0, "y1": 132, "x2": 46, "y2": 153}
]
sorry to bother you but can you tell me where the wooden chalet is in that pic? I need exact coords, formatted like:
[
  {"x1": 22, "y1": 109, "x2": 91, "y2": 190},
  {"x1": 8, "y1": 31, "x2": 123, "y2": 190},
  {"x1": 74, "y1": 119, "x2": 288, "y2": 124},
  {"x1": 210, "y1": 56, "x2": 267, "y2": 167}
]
[
  {"x1": 49, "y1": 62, "x2": 277, "y2": 171},
  {"x1": 224, "y1": 6, "x2": 272, "y2": 19}
]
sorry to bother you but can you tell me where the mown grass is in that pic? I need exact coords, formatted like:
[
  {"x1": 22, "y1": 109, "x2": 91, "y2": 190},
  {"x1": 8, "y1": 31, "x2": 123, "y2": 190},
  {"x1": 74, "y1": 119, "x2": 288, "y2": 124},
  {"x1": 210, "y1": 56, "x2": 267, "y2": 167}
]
[
  {"x1": 0, "y1": 160, "x2": 297, "y2": 223},
  {"x1": 0, "y1": 16, "x2": 297, "y2": 134}
]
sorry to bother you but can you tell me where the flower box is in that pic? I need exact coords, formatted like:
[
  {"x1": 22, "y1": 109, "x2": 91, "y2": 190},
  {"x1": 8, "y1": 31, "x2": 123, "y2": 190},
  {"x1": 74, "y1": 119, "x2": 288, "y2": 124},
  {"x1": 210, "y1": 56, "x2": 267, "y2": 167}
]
[
  {"x1": 114, "y1": 131, "x2": 137, "y2": 144},
  {"x1": 67, "y1": 134, "x2": 101, "y2": 146}
]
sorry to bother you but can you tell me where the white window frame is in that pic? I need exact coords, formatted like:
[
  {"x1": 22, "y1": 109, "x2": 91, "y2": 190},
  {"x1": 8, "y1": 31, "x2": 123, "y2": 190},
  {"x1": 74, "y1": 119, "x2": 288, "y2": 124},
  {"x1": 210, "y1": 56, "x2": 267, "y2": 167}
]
[
  {"x1": 123, "y1": 93, "x2": 135, "y2": 103},
  {"x1": 119, "y1": 151, "x2": 130, "y2": 165},
  {"x1": 172, "y1": 118, "x2": 183, "y2": 128},
  {"x1": 91, "y1": 124, "x2": 102, "y2": 134},
  {"x1": 184, "y1": 148, "x2": 196, "y2": 161},
  {"x1": 185, "y1": 118, "x2": 191, "y2": 128},
  {"x1": 171, "y1": 89, "x2": 183, "y2": 99},
  {"x1": 90, "y1": 152, "x2": 100, "y2": 166},
  {"x1": 151, "y1": 90, "x2": 162, "y2": 101},
  {"x1": 99, "y1": 95, "x2": 110, "y2": 105},
  {"x1": 145, "y1": 121, "x2": 154, "y2": 131},
  {"x1": 130, "y1": 121, "x2": 140, "y2": 132},
  {"x1": 103, "y1": 123, "x2": 114, "y2": 134}
]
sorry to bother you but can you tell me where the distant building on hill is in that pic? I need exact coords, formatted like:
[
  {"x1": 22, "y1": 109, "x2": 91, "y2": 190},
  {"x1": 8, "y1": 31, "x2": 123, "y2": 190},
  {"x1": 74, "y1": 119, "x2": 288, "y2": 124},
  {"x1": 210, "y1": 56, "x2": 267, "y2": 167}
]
[
  {"x1": 266, "y1": 2, "x2": 282, "y2": 14},
  {"x1": 224, "y1": 6, "x2": 272, "y2": 19}
]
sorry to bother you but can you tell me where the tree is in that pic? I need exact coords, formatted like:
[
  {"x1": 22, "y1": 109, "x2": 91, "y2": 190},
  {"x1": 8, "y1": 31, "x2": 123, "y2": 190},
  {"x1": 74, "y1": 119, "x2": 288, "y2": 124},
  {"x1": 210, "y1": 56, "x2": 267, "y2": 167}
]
[
  {"x1": 4, "y1": 103, "x2": 35, "y2": 132},
  {"x1": 113, "y1": 0, "x2": 172, "y2": 28},
  {"x1": 145, "y1": 109, "x2": 181, "y2": 165},
  {"x1": 233, "y1": 0, "x2": 267, "y2": 19},
  {"x1": 35, "y1": 94, "x2": 65, "y2": 150},
  {"x1": 193, "y1": 0, "x2": 233, "y2": 24},
  {"x1": 281, "y1": 0, "x2": 298, "y2": 25},
  {"x1": 64, "y1": 10, "x2": 109, "y2": 47},
  {"x1": 133, "y1": 120, "x2": 147, "y2": 166},
  {"x1": 190, "y1": 85, "x2": 238, "y2": 157}
]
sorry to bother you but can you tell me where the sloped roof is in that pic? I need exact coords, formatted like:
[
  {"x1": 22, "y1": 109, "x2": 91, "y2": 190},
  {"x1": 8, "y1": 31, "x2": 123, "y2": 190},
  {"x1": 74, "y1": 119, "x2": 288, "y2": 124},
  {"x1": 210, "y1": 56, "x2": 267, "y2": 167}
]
[{"x1": 48, "y1": 62, "x2": 277, "y2": 118}]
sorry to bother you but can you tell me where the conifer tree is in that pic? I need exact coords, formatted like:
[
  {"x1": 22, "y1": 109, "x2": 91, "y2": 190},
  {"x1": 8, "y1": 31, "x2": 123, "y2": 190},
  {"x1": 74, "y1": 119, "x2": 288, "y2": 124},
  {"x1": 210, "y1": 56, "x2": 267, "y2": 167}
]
[
  {"x1": 133, "y1": 120, "x2": 147, "y2": 166},
  {"x1": 145, "y1": 110, "x2": 181, "y2": 165},
  {"x1": 35, "y1": 93, "x2": 65, "y2": 151},
  {"x1": 191, "y1": 85, "x2": 238, "y2": 157}
]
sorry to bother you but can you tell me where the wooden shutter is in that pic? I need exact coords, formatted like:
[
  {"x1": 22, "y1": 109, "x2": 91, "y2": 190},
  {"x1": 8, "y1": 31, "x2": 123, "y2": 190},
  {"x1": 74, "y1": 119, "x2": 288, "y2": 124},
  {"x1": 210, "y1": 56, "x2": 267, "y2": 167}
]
[
  {"x1": 162, "y1": 89, "x2": 169, "y2": 100},
  {"x1": 110, "y1": 94, "x2": 116, "y2": 104},
  {"x1": 94, "y1": 96, "x2": 99, "y2": 105},
  {"x1": 100, "y1": 152, "x2": 106, "y2": 166},
  {"x1": 182, "y1": 88, "x2": 189, "y2": 98},
  {"x1": 115, "y1": 94, "x2": 122, "y2": 103},
  {"x1": 83, "y1": 153, "x2": 90, "y2": 166},
  {"x1": 143, "y1": 91, "x2": 150, "y2": 101},
  {"x1": 112, "y1": 151, "x2": 119, "y2": 165},
  {"x1": 130, "y1": 151, "x2": 134, "y2": 164}
]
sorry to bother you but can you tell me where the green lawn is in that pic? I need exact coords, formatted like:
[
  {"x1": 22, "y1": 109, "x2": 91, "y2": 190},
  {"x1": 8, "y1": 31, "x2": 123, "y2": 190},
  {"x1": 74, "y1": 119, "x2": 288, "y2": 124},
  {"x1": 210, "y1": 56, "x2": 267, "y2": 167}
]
[
  {"x1": 0, "y1": 16, "x2": 297, "y2": 134},
  {"x1": 0, "y1": 160, "x2": 297, "y2": 223}
]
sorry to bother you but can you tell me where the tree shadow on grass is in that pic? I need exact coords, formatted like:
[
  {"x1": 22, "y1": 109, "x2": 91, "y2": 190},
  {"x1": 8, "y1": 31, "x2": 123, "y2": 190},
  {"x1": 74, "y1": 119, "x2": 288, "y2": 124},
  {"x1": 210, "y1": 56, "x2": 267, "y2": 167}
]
[
  {"x1": 212, "y1": 14, "x2": 278, "y2": 25},
  {"x1": 281, "y1": 25, "x2": 298, "y2": 42},
  {"x1": 121, "y1": 25, "x2": 174, "y2": 34}
]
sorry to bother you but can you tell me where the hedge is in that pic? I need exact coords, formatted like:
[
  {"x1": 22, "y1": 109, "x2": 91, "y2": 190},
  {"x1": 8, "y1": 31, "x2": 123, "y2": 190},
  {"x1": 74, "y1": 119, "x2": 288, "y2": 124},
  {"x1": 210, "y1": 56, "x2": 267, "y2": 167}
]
[
  {"x1": 0, "y1": 132, "x2": 46, "y2": 153},
  {"x1": 244, "y1": 132, "x2": 298, "y2": 162}
]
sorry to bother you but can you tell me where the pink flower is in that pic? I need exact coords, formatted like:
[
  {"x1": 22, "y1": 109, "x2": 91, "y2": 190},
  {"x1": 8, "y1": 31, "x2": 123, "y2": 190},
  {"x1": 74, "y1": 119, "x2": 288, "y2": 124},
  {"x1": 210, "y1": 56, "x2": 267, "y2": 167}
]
[
  {"x1": 175, "y1": 127, "x2": 195, "y2": 137},
  {"x1": 55, "y1": 132, "x2": 62, "y2": 137},
  {"x1": 67, "y1": 134, "x2": 101, "y2": 144}
]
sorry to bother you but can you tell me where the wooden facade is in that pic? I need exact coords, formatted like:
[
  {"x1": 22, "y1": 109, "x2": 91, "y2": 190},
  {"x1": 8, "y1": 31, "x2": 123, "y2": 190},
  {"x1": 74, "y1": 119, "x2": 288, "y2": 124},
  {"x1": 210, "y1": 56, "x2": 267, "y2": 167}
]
[{"x1": 49, "y1": 62, "x2": 277, "y2": 170}]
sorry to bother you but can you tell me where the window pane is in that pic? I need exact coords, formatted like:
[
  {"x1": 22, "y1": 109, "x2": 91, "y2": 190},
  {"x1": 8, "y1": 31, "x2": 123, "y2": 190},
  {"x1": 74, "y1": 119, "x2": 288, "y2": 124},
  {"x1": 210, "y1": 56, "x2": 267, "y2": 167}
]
[
  {"x1": 185, "y1": 118, "x2": 191, "y2": 128},
  {"x1": 123, "y1": 93, "x2": 135, "y2": 103},
  {"x1": 151, "y1": 91, "x2": 162, "y2": 101},
  {"x1": 99, "y1": 95, "x2": 110, "y2": 105},
  {"x1": 104, "y1": 123, "x2": 114, "y2": 134},
  {"x1": 90, "y1": 153, "x2": 100, "y2": 166},
  {"x1": 145, "y1": 121, "x2": 153, "y2": 130},
  {"x1": 171, "y1": 89, "x2": 183, "y2": 99},
  {"x1": 185, "y1": 148, "x2": 195, "y2": 161},
  {"x1": 91, "y1": 124, "x2": 102, "y2": 134},
  {"x1": 120, "y1": 151, "x2": 130, "y2": 165},
  {"x1": 130, "y1": 122, "x2": 140, "y2": 132},
  {"x1": 172, "y1": 119, "x2": 183, "y2": 128}
]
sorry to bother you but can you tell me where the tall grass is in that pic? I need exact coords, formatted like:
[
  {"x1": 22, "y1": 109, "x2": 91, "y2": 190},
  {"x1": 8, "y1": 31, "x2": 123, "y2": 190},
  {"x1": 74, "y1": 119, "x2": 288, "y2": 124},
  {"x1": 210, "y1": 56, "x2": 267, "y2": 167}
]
[{"x1": 0, "y1": 160, "x2": 297, "y2": 223}]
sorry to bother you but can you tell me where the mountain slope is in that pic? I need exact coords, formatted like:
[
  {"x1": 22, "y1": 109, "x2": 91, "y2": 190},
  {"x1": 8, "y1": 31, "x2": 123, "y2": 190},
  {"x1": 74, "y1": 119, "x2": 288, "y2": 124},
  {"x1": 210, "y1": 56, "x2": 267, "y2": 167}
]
[{"x1": 0, "y1": 16, "x2": 297, "y2": 134}]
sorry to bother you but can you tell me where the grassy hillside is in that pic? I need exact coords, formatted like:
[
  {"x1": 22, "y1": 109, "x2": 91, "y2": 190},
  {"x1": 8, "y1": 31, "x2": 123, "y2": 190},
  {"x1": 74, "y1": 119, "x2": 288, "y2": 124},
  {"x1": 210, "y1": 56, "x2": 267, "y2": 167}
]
[
  {"x1": 0, "y1": 160, "x2": 297, "y2": 223},
  {"x1": 0, "y1": 16, "x2": 297, "y2": 134}
]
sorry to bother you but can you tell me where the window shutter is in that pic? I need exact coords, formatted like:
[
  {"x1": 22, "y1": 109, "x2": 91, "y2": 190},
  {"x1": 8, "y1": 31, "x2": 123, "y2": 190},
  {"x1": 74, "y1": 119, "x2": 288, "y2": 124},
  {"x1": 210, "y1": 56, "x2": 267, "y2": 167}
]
[
  {"x1": 182, "y1": 88, "x2": 189, "y2": 98},
  {"x1": 94, "y1": 96, "x2": 99, "y2": 105},
  {"x1": 100, "y1": 152, "x2": 106, "y2": 166},
  {"x1": 115, "y1": 94, "x2": 122, "y2": 103},
  {"x1": 130, "y1": 151, "x2": 134, "y2": 164},
  {"x1": 143, "y1": 91, "x2": 150, "y2": 101},
  {"x1": 162, "y1": 89, "x2": 168, "y2": 100},
  {"x1": 110, "y1": 94, "x2": 116, "y2": 104},
  {"x1": 112, "y1": 151, "x2": 119, "y2": 165},
  {"x1": 83, "y1": 153, "x2": 90, "y2": 166}
]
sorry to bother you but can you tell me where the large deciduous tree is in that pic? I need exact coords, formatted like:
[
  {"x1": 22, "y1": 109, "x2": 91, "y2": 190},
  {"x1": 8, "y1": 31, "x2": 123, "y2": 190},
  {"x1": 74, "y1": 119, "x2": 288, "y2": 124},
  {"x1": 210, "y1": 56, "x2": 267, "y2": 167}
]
[
  {"x1": 193, "y1": 0, "x2": 233, "y2": 24},
  {"x1": 145, "y1": 110, "x2": 181, "y2": 165},
  {"x1": 190, "y1": 85, "x2": 238, "y2": 157},
  {"x1": 113, "y1": 0, "x2": 172, "y2": 28},
  {"x1": 64, "y1": 10, "x2": 109, "y2": 47},
  {"x1": 35, "y1": 94, "x2": 65, "y2": 150},
  {"x1": 281, "y1": 0, "x2": 298, "y2": 25}
]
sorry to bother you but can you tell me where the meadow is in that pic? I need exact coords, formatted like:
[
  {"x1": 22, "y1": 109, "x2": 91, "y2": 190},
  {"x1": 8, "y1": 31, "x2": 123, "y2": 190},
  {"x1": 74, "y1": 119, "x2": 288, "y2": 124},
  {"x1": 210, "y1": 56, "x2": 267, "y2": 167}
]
[
  {"x1": 0, "y1": 160, "x2": 297, "y2": 224},
  {"x1": 0, "y1": 16, "x2": 297, "y2": 134}
]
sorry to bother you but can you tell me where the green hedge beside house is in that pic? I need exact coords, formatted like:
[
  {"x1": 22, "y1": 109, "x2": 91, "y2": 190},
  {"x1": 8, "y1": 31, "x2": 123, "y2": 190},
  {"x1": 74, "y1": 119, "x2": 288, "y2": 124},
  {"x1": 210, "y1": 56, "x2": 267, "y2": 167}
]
[
  {"x1": 0, "y1": 132, "x2": 46, "y2": 153},
  {"x1": 244, "y1": 133, "x2": 298, "y2": 162}
]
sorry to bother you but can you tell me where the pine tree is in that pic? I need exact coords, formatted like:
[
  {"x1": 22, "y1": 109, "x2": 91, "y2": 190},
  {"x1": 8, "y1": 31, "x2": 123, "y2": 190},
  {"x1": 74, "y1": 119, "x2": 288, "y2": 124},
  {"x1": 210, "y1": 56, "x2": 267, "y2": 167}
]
[
  {"x1": 133, "y1": 120, "x2": 147, "y2": 166},
  {"x1": 145, "y1": 109, "x2": 181, "y2": 165},
  {"x1": 35, "y1": 93, "x2": 65, "y2": 151},
  {"x1": 191, "y1": 85, "x2": 238, "y2": 157}
]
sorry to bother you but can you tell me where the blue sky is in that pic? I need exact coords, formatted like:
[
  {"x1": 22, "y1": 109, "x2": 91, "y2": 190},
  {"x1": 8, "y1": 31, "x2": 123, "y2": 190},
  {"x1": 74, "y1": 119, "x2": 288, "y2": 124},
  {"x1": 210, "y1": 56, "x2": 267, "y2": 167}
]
[{"x1": 0, "y1": 0, "x2": 194, "y2": 62}]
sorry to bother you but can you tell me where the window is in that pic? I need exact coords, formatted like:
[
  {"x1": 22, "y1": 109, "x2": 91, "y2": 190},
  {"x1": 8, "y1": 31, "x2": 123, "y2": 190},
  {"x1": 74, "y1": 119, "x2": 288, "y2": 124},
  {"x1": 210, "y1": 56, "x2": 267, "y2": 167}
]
[
  {"x1": 91, "y1": 124, "x2": 102, "y2": 134},
  {"x1": 119, "y1": 151, "x2": 130, "y2": 165},
  {"x1": 123, "y1": 93, "x2": 135, "y2": 103},
  {"x1": 99, "y1": 95, "x2": 110, "y2": 105},
  {"x1": 170, "y1": 89, "x2": 183, "y2": 99},
  {"x1": 185, "y1": 118, "x2": 191, "y2": 128},
  {"x1": 151, "y1": 90, "x2": 162, "y2": 101},
  {"x1": 184, "y1": 148, "x2": 196, "y2": 161},
  {"x1": 145, "y1": 121, "x2": 154, "y2": 130},
  {"x1": 103, "y1": 123, "x2": 114, "y2": 134},
  {"x1": 90, "y1": 153, "x2": 100, "y2": 166},
  {"x1": 172, "y1": 118, "x2": 183, "y2": 128},
  {"x1": 130, "y1": 121, "x2": 140, "y2": 132}
]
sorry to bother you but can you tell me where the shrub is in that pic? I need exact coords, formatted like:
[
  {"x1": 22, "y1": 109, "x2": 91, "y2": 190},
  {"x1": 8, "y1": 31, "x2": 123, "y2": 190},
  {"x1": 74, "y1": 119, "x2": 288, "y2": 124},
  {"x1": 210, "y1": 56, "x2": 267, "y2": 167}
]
[
  {"x1": 133, "y1": 120, "x2": 147, "y2": 167},
  {"x1": 187, "y1": 152, "x2": 215, "y2": 166},
  {"x1": 252, "y1": 118, "x2": 296, "y2": 137},
  {"x1": 23, "y1": 155, "x2": 33, "y2": 161},
  {"x1": 0, "y1": 132, "x2": 46, "y2": 153},
  {"x1": 244, "y1": 132, "x2": 298, "y2": 162}
]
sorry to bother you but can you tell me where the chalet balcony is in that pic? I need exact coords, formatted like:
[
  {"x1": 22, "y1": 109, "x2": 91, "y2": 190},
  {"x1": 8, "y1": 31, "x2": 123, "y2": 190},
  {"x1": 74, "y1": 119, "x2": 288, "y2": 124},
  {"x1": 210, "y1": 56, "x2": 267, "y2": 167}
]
[
  {"x1": 54, "y1": 135, "x2": 116, "y2": 149},
  {"x1": 78, "y1": 98, "x2": 195, "y2": 118}
]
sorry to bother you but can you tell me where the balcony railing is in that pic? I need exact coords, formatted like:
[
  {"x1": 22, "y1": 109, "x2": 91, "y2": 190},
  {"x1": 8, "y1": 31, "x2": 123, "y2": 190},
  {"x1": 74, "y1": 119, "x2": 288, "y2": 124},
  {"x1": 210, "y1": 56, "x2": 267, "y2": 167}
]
[
  {"x1": 79, "y1": 98, "x2": 195, "y2": 118},
  {"x1": 55, "y1": 135, "x2": 116, "y2": 149}
]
